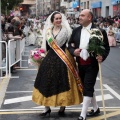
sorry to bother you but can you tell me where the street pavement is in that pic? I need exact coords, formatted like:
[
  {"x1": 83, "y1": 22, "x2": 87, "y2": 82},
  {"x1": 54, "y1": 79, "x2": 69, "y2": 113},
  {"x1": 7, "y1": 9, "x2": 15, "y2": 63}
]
[{"x1": 0, "y1": 45, "x2": 120, "y2": 120}]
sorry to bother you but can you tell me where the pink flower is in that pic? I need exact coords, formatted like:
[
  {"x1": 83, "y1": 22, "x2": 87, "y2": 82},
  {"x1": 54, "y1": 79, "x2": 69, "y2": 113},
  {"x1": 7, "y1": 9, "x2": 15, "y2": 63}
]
[
  {"x1": 39, "y1": 49, "x2": 45, "y2": 53},
  {"x1": 33, "y1": 54, "x2": 40, "y2": 60},
  {"x1": 29, "y1": 48, "x2": 46, "y2": 66}
]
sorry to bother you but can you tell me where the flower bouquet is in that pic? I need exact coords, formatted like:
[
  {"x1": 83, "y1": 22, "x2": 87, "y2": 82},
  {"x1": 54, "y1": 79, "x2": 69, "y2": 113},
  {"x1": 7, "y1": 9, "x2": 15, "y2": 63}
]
[
  {"x1": 28, "y1": 48, "x2": 46, "y2": 67},
  {"x1": 87, "y1": 28, "x2": 105, "y2": 56}
]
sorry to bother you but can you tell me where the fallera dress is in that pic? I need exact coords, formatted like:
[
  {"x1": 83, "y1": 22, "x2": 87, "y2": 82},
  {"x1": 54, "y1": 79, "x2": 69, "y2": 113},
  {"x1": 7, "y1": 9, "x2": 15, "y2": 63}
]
[
  {"x1": 107, "y1": 30, "x2": 116, "y2": 47},
  {"x1": 32, "y1": 26, "x2": 83, "y2": 106}
]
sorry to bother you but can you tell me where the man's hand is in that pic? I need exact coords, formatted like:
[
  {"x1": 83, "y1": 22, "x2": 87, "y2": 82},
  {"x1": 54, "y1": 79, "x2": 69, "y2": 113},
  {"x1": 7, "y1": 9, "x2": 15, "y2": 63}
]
[
  {"x1": 74, "y1": 48, "x2": 81, "y2": 56},
  {"x1": 96, "y1": 55, "x2": 103, "y2": 63}
]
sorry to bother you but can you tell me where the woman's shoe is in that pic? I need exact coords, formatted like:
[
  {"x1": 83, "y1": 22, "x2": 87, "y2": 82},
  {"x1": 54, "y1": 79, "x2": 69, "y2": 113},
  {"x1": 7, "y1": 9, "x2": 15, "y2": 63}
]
[
  {"x1": 58, "y1": 107, "x2": 65, "y2": 116},
  {"x1": 77, "y1": 116, "x2": 86, "y2": 120},
  {"x1": 40, "y1": 108, "x2": 51, "y2": 116}
]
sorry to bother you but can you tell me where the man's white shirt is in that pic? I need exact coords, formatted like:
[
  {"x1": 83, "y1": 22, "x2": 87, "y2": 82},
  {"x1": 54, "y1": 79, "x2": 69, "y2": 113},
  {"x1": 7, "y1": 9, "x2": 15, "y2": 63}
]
[
  {"x1": 79, "y1": 23, "x2": 92, "y2": 49},
  {"x1": 79, "y1": 23, "x2": 92, "y2": 60}
]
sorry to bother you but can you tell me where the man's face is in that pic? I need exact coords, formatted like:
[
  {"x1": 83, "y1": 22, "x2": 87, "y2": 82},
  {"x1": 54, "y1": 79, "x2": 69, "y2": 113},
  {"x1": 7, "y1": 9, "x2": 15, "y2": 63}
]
[{"x1": 79, "y1": 10, "x2": 91, "y2": 26}]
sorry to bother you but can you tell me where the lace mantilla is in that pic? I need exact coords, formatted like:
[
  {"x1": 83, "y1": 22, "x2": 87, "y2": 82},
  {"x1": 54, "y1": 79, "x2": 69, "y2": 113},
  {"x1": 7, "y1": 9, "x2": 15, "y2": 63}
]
[{"x1": 52, "y1": 26, "x2": 68, "y2": 47}]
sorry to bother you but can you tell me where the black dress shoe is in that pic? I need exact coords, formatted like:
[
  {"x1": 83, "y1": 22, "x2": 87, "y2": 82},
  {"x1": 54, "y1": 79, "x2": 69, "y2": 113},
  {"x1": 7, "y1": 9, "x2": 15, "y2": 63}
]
[
  {"x1": 77, "y1": 116, "x2": 86, "y2": 120},
  {"x1": 58, "y1": 107, "x2": 65, "y2": 116},
  {"x1": 87, "y1": 108, "x2": 100, "y2": 117}
]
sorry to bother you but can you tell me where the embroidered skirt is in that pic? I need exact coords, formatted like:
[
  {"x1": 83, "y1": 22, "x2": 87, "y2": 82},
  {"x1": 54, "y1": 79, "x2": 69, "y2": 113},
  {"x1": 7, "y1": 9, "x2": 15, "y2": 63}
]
[{"x1": 32, "y1": 48, "x2": 83, "y2": 106}]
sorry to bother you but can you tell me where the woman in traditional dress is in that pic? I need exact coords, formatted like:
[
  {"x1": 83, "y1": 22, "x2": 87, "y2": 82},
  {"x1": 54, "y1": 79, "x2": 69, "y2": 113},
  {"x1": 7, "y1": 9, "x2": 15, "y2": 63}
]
[
  {"x1": 107, "y1": 25, "x2": 116, "y2": 47},
  {"x1": 28, "y1": 23, "x2": 36, "y2": 46},
  {"x1": 32, "y1": 11, "x2": 83, "y2": 116},
  {"x1": 35, "y1": 23, "x2": 44, "y2": 47}
]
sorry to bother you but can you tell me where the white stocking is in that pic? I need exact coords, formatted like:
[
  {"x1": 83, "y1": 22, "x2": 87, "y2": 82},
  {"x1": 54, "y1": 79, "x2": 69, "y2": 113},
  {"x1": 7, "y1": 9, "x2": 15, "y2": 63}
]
[
  {"x1": 42, "y1": 106, "x2": 50, "y2": 113},
  {"x1": 91, "y1": 93, "x2": 98, "y2": 112},
  {"x1": 80, "y1": 96, "x2": 92, "y2": 119}
]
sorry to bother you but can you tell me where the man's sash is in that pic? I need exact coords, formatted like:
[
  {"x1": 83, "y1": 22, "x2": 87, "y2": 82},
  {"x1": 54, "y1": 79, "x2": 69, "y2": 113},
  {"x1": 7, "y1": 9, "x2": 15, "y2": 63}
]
[{"x1": 46, "y1": 29, "x2": 83, "y2": 93}]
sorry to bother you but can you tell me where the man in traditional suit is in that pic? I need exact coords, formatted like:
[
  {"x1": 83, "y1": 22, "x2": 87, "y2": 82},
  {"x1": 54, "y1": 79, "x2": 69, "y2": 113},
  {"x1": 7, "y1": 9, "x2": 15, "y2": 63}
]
[{"x1": 68, "y1": 9, "x2": 110, "y2": 120}]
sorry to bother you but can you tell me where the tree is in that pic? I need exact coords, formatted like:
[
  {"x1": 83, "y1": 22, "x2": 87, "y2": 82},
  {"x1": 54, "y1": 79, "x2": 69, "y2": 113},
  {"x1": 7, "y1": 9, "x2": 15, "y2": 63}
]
[{"x1": 1, "y1": 0, "x2": 23, "y2": 15}]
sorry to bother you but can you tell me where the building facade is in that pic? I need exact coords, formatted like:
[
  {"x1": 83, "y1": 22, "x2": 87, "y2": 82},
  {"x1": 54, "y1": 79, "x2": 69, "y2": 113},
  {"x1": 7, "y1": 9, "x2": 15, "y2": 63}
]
[
  {"x1": 80, "y1": 0, "x2": 120, "y2": 17},
  {"x1": 19, "y1": 0, "x2": 120, "y2": 17}
]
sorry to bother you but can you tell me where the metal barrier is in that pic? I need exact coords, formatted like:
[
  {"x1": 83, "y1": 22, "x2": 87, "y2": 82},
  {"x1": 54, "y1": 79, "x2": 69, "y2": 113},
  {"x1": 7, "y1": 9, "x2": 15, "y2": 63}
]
[
  {"x1": 8, "y1": 38, "x2": 25, "y2": 78},
  {"x1": 0, "y1": 41, "x2": 8, "y2": 78},
  {"x1": 20, "y1": 38, "x2": 26, "y2": 68}
]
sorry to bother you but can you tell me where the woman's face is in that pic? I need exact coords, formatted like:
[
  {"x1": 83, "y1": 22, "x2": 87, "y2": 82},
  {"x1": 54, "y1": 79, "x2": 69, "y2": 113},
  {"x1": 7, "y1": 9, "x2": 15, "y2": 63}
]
[{"x1": 53, "y1": 14, "x2": 62, "y2": 26}]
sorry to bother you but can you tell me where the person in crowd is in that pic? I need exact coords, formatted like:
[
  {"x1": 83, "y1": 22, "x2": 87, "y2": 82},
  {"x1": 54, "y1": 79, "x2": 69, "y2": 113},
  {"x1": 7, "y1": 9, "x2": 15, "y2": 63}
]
[
  {"x1": 114, "y1": 17, "x2": 119, "y2": 24},
  {"x1": 35, "y1": 23, "x2": 44, "y2": 47},
  {"x1": 32, "y1": 11, "x2": 83, "y2": 116},
  {"x1": 112, "y1": 23, "x2": 118, "y2": 33},
  {"x1": 68, "y1": 9, "x2": 110, "y2": 120},
  {"x1": 99, "y1": 23, "x2": 107, "y2": 31},
  {"x1": 20, "y1": 19, "x2": 25, "y2": 30},
  {"x1": 6, "y1": 18, "x2": 17, "y2": 41},
  {"x1": 27, "y1": 23, "x2": 36, "y2": 46},
  {"x1": 71, "y1": 18, "x2": 80, "y2": 30},
  {"x1": 23, "y1": 21, "x2": 30, "y2": 45},
  {"x1": 107, "y1": 25, "x2": 116, "y2": 47},
  {"x1": 1, "y1": 16, "x2": 5, "y2": 32},
  {"x1": 13, "y1": 21, "x2": 23, "y2": 36},
  {"x1": 6, "y1": 20, "x2": 23, "y2": 40}
]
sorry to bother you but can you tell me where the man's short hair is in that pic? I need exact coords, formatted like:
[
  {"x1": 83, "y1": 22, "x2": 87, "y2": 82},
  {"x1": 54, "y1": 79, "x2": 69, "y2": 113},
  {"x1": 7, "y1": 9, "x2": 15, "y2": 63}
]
[{"x1": 89, "y1": 11, "x2": 94, "y2": 21}]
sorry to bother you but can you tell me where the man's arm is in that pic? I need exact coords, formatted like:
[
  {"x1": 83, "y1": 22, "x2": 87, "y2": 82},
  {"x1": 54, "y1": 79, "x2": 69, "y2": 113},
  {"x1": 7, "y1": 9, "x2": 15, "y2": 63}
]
[{"x1": 68, "y1": 29, "x2": 76, "y2": 56}]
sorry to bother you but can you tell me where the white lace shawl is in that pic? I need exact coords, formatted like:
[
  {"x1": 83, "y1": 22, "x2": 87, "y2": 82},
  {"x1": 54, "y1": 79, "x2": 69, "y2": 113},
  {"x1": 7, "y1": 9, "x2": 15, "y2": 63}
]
[
  {"x1": 53, "y1": 26, "x2": 68, "y2": 47},
  {"x1": 41, "y1": 26, "x2": 69, "y2": 51}
]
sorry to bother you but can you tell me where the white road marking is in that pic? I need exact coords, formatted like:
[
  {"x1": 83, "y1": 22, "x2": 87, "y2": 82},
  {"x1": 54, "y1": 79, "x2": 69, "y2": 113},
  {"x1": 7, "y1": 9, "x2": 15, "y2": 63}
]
[
  {"x1": 103, "y1": 84, "x2": 120, "y2": 100},
  {"x1": 6, "y1": 91, "x2": 32, "y2": 93},
  {"x1": 32, "y1": 106, "x2": 45, "y2": 109},
  {"x1": 9, "y1": 76, "x2": 19, "y2": 79},
  {"x1": 4, "y1": 96, "x2": 32, "y2": 105},
  {"x1": 96, "y1": 94, "x2": 114, "y2": 101},
  {"x1": 3, "y1": 94, "x2": 113, "y2": 105}
]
